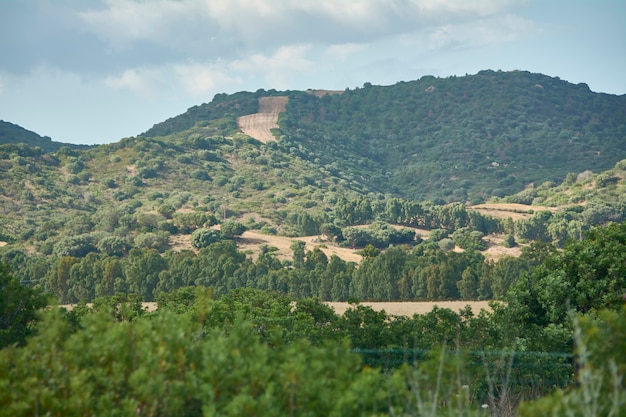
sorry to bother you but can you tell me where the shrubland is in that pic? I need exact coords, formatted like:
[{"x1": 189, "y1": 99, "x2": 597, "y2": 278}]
[{"x1": 1, "y1": 70, "x2": 626, "y2": 415}]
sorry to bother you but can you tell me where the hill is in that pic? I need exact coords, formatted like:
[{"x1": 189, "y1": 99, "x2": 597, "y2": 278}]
[
  {"x1": 1, "y1": 70, "x2": 626, "y2": 304},
  {"x1": 143, "y1": 70, "x2": 626, "y2": 203},
  {"x1": 0, "y1": 120, "x2": 90, "y2": 152}
]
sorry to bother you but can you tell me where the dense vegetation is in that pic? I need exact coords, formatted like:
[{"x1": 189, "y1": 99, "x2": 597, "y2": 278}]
[
  {"x1": 278, "y1": 71, "x2": 626, "y2": 202},
  {"x1": 1, "y1": 70, "x2": 625, "y2": 414},
  {"x1": 1, "y1": 222, "x2": 625, "y2": 416}
]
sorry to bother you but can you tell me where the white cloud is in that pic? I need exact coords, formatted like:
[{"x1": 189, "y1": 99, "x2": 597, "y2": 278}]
[
  {"x1": 324, "y1": 43, "x2": 367, "y2": 62},
  {"x1": 230, "y1": 44, "x2": 315, "y2": 89},
  {"x1": 105, "y1": 67, "x2": 163, "y2": 97},
  {"x1": 77, "y1": 0, "x2": 206, "y2": 50},
  {"x1": 174, "y1": 63, "x2": 242, "y2": 96},
  {"x1": 426, "y1": 14, "x2": 539, "y2": 51},
  {"x1": 76, "y1": 0, "x2": 524, "y2": 55}
]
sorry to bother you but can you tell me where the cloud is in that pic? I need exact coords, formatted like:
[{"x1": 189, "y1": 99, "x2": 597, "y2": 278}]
[
  {"x1": 174, "y1": 63, "x2": 242, "y2": 96},
  {"x1": 230, "y1": 44, "x2": 315, "y2": 89},
  {"x1": 105, "y1": 67, "x2": 164, "y2": 98},
  {"x1": 75, "y1": 0, "x2": 525, "y2": 57},
  {"x1": 323, "y1": 43, "x2": 367, "y2": 62},
  {"x1": 426, "y1": 14, "x2": 540, "y2": 51}
]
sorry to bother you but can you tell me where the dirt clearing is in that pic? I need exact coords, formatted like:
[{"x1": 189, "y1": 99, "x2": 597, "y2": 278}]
[
  {"x1": 238, "y1": 96, "x2": 288, "y2": 143},
  {"x1": 238, "y1": 230, "x2": 363, "y2": 263}
]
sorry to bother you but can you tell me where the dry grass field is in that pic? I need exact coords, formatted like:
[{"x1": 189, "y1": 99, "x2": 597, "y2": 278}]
[
  {"x1": 168, "y1": 230, "x2": 364, "y2": 263},
  {"x1": 326, "y1": 300, "x2": 495, "y2": 316},
  {"x1": 470, "y1": 203, "x2": 557, "y2": 220},
  {"x1": 62, "y1": 300, "x2": 495, "y2": 316},
  {"x1": 237, "y1": 96, "x2": 288, "y2": 143}
]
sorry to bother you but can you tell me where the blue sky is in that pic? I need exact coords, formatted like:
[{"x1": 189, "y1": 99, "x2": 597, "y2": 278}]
[{"x1": 1, "y1": 0, "x2": 624, "y2": 145}]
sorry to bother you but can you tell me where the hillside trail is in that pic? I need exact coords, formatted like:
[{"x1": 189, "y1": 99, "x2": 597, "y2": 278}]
[{"x1": 237, "y1": 96, "x2": 288, "y2": 143}]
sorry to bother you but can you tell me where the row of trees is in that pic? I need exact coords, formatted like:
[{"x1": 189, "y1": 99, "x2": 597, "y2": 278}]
[{"x1": 1, "y1": 234, "x2": 541, "y2": 305}]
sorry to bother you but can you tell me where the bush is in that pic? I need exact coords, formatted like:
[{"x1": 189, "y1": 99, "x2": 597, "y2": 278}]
[
  {"x1": 190, "y1": 228, "x2": 221, "y2": 249},
  {"x1": 134, "y1": 232, "x2": 170, "y2": 252},
  {"x1": 220, "y1": 221, "x2": 247, "y2": 239},
  {"x1": 502, "y1": 234, "x2": 516, "y2": 248}
]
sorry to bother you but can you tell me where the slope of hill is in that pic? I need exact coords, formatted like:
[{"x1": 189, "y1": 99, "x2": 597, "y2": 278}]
[
  {"x1": 278, "y1": 70, "x2": 626, "y2": 202},
  {"x1": 140, "y1": 70, "x2": 626, "y2": 203},
  {"x1": 0, "y1": 120, "x2": 90, "y2": 152},
  {"x1": 1, "y1": 70, "x2": 625, "y2": 261}
]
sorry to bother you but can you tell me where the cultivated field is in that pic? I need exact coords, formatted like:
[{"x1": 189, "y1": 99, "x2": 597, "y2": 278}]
[{"x1": 237, "y1": 96, "x2": 288, "y2": 143}]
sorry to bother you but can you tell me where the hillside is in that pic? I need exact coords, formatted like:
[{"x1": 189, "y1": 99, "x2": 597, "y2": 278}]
[
  {"x1": 0, "y1": 120, "x2": 90, "y2": 152},
  {"x1": 1, "y1": 70, "x2": 626, "y2": 304},
  {"x1": 141, "y1": 70, "x2": 626, "y2": 203}
]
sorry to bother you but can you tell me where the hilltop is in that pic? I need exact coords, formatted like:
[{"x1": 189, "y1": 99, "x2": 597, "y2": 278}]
[{"x1": 0, "y1": 120, "x2": 90, "y2": 153}]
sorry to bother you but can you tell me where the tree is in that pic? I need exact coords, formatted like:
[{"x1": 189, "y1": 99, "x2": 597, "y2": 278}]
[
  {"x1": 220, "y1": 220, "x2": 247, "y2": 239},
  {"x1": 290, "y1": 240, "x2": 306, "y2": 268},
  {"x1": 190, "y1": 228, "x2": 221, "y2": 249},
  {"x1": 96, "y1": 235, "x2": 129, "y2": 257},
  {"x1": 0, "y1": 263, "x2": 47, "y2": 348},
  {"x1": 157, "y1": 203, "x2": 176, "y2": 219},
  {"x1": 508, "y1": 222, "x2": 626, "y2": 327}
]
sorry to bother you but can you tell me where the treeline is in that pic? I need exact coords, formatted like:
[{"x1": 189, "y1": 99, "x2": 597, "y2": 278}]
[
  {"x1": 2, "y1": 236, "x2": 542, "y2": 304},
  {"x1": 3, "y1": 192, "x2": 623, "y2": 306}
]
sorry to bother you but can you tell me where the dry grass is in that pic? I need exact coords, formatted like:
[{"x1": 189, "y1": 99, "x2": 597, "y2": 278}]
[
  {"x1": 326, "y1": 301, "x2": 494, "y2": 316},
  {"x1": 470, "y1": 203, "x2": 557, "y2": 221},
  {"x1": 61, "y1": 300, "x2": 495, "y2": 316},
  {"x1": 238, "y1": 230, "x2": 363, "y2": 263},
  {"x1": 237, "y1": 96, "x2": 288, "y2": 143},
  {"x1": 166, "y1": 230, "x2": 363, "y2": 263}
]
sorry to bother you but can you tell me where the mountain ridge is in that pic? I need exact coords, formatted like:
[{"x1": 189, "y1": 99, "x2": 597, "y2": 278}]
[{"x1": 0, "y1": 120, "x2": 91, "y2": 152}]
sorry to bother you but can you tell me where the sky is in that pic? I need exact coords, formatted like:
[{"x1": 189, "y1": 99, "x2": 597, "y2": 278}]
[{"x1": 0, "y1": 0, "x2": 625, "y2": 145}]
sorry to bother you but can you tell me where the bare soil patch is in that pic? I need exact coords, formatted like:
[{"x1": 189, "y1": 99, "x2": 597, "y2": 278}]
[
  {"x1": 166, "y1": 230, "x2": 362, "y2": 263},
  {"x1": 470, "y1": 203, "x2": 557, "y2": 220},
  {"x1": 62, "y1": 301, "x2": 495, "y2": 317},
  {"x1": 326, "y1": 301, "x2": 495, "y2": 316},
  {"x1": 482, "y1": 235, "x2": 523, "y2": 260},
  {"x1": 238, "y1": 96, "x2": 288, "y2": 143},
  {"x1": 239, "y1": 231, "x2": 362, "y2": 263}
]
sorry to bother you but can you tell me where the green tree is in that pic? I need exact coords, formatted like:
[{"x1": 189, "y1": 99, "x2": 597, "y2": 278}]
[
  {"x1": 124, "y1": 248, "x2": 168, "y2": 301},
  {"x1": 508, "y1": 222, "x2": 626, "y2": 327},
  {"x1": 220, "y1": 220, "x2": 247, "y2": 238},
  {"x1": 0, "y1": 264, "x2": 47, "y2": 348},
  {"x1": 190, "y1": 228, "x2": 221, "y2": 249}
]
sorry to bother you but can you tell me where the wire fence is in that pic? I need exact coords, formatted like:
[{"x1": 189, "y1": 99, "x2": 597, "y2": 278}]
[{"x1": 353, "y1": 348, "x2": 574, "y2": 394}]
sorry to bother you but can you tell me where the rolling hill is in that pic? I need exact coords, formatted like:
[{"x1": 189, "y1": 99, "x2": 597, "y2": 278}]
[{"x1": 1, "y1": 69, "x2": 625, "y2": 276}]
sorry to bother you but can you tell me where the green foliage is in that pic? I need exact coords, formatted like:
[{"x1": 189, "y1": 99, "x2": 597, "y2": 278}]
[
  {"x1": 190, "y1": 228, "x2": 221, "y2": 249},
  {"x1": 220, "y1": 220, "x2": 247, "y2": 238},
  {"x1": 507, "y1": 222, "x2": 626, "y2": 327},
  {"x1": 0, "y1": 264, "x2": 47, "y2": 348},
  {"x1": 54, "y1": 234, "x2": 97, "y2": 257},
  {"x1": 518, "y1": 307, "x2": 626, "y2": 417},
  {"x1": 501, "y1": 234, "x2": 516, "y2": 248},
  {"x1": 281, "y1": 71, "x2": 626, "y2": 202}
]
